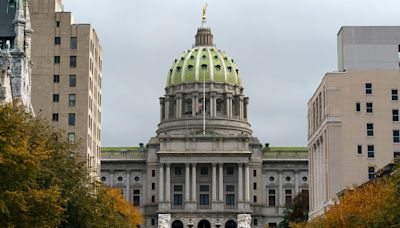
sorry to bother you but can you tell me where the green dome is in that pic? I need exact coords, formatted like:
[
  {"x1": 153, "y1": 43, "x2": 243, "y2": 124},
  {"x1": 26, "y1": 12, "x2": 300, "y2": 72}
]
[{"x1": 166, "y1": 46, "x2": 242, "y2": 87}]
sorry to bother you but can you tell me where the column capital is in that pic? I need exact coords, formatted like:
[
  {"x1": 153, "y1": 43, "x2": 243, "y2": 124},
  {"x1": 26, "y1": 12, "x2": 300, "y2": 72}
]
[
  {"x1": 244, "y1": 163, "x2": 250, "y2": 167},
  {"x1": 218, "y1": 162, "x2": 224, "y2": 166},
  {"x1": 191, "y1": 163, "x2": 197, "y2": 167},
  {"x1": 185, "y1": 162, "x2": 191, "y2": 167},
  {"x1": 212, "y1": 163, "x2": 217, "y2": 167},
  {"x1": 165, "y1": 162, "x2": 171, "y2": 167}
]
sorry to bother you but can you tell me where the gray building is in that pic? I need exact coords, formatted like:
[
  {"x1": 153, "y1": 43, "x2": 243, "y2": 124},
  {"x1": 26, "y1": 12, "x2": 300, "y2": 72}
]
[
  {"x1": 0, "y1": 0, "x2": 33, "y2": 112},
  {"x1": 101, "y1": 12, "x2": 308, "y2": 228}
]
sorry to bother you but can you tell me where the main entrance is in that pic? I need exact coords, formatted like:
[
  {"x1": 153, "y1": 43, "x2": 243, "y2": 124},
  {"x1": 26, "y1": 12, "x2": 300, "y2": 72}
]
[
  {"x1": 225, "y1": 220, "x2": 237, "y2": 228},
  {"x1": 198, "y1": 220, "x2": 211, "y2": 228},
  {"x1": 172, "y1": 220, "x2": 184, "y2": 228}
]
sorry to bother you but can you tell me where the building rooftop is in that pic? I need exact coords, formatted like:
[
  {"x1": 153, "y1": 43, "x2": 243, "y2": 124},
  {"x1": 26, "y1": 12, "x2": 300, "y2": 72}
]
[{"x1": 263, "y1": 146, "x2": 308, "y2": 160}]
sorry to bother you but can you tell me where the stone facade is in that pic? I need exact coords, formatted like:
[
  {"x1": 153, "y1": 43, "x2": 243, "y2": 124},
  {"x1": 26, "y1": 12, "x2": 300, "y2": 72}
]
[
  {"x1": 0, "y1": 0, "x2": 34, "y2": 112},
  {"x1": 308, "y1": 26, "x2": 400, "y2": 219},
  {"x1": 29, "y1": 0, "x2": 103, "y2": 177}
]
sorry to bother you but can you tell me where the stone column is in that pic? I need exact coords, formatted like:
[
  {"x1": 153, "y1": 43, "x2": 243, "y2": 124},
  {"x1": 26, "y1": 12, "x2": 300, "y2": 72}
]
[
  {"x1": 110, "y1": 170, "x2": 114, "y2": 187},
  {"x1": 175, "y1": 96, "x2": 180, "y2": 119},
  {"x1": 239, "y1": 97, "x2": 244, "y2": 120},
  {"x1": 159, "y1": 98, "x2": 165, "y2": 122},
  {"x1": 228, "y1": 95, "x2": 232, "y2": 118},
  {"x1": 219, "y1": 163, "x2": 224, "y2": 201},
  {"x1": 165, "y1": 163, "x2": 171, "y2": 202},
  {"x1": 165, "y1": 96, "x2": 170, "y2": 120},
  {"x1": 244, "y1": 164, "x2": 250, "y2": 202},
  {"x1": 238, "y1": 163, "x2": 243, "y2": 201},
  {"x1": 159, "y1": 164, "x2": 164, "y2": 202},
  {"x1": 192, "y1": 95, "x2": 196, "y2": 117},
  {"x1": 295, "y1": 171, "x2": 299, "y2": 194},
  {"x1": 185, "y1": 163, "x2": 190, "y2": 202},
  {"x1": 212, "y1": 163, "x2": 217, "y2": 201},
  {"x1": 126, "y1": 171, "x2": 131, "y2": 202},
  {"x1": 278, "y1": 172, "x2": 283, "y2": 206},
  {"x1": 192, "y1": 163, "x2": 197, "y2": 202}
]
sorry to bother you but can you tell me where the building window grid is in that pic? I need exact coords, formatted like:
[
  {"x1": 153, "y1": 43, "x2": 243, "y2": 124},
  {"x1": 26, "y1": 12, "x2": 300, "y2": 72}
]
[
  {"x1": 54, "y1": 37, "x2": 61, "y2": 44},
  {"x1": 392, "y1": 89, "x2": 398, "y2": 101},
  {"x1": 225, "y1": 185, "x2": 235, "y2": 206},
  {"x1": 173, "y1": 185, "x2": 183, "y2": 206},
  {"x1": 393, "y1": 130, "x2": 400, "y2": 143},
  {"x1": 285, "y1": 189, "x2": 292, "y2": 205},
  {"x1": 53, "y1": 75, "x2": 60, "y2": 83},
  {"x1": 133, "y1": 189, "x2": 140, "y2": 206},
  {"x1": 367, "y1": 123, "x2": 374, "y2": 136},
  {"x1": 69, "y1": 94, "x2": 76, "y2": 107},
  {"x1": 365, "y1": 83, "x2": 372, "y2": 95},
  {"x1": 393, "y1": 109, "x2": 399, "y2": 122},
  {"x1": 357, "y1": 145, "x2": 362, "y2": 155},
  {"x1": 52, "y1": 113, "x2": 59, "y2": 122},
  {"x1": 69, "y1": 75, "x2": 76, "y2": 87},
  {"x1": 268, "y1": 189, "x2": 276, "y2": 206},
  {"x1": 53, "y1": 94, "x2": 59, "y2": 102},
  {"x1": 368, "y1": 167, "x2": 375, "y2": 180},
  {"x1": 70, "y1": 56, "x2": 77, "y2": 68},
  {"x1": 199, "y1": 185, "x2": 210, "y2": 206},
  {"x1": 54, "y1": 56, "x2": 60, "y2": 64},
  {"x1": 68, "y1": 113, "x2": 76, "y2": 126},
  {"x1": 356, "y1": 102, "x2": 361, "y2": 112},
  {"x1": 368, "y1": 145, "x2": 375, "y2": 158},
  {"x1": 366, "y1": 102, "x2": 373, "y2": 113}
]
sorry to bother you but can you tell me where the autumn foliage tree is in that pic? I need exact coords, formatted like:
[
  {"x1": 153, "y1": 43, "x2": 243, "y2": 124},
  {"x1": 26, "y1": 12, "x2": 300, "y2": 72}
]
[
  {"x1": 292, "y1": 166, "x2": 400, "y2": 228},
  {"x1": 0, "y1": 103, "x2": 143, "y2": 227}
]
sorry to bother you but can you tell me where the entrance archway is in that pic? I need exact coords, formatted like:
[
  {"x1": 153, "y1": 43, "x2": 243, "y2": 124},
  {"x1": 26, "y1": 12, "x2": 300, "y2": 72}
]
[
  {"x1": 225, "y1": 220, "x2": 237, "y2": 228},
  {"x1": 198, "y1": 219, "x2": 211, "y2": 228},
  {"x1": 172, "y1": 220, "x2": 184, "y2": 228}
]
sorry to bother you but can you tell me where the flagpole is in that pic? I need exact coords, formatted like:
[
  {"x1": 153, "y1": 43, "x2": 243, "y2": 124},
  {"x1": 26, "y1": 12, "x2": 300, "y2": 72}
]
[{"x1": 203, "y1": 65, "x2": 206, "y2": 135}]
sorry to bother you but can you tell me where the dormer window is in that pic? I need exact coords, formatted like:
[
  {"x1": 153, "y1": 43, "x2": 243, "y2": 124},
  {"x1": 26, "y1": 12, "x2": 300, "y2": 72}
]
[
  {"x1": 224, "y1": 57, "x2": 228, "y2": 61},
  {"x1": 190, "y1": 55, "x2": 195, "y2": 60},
  {"x1": 188, "y1": 65, "x2": 193, "y2": 71},
  {"x1": 215, "y1": 65, "x2": 221, "y2": 71},
  {"x1": 202, "y1": 55, "x2": 206, "y2": 59},
  {"x1": 169, "y1": 69, "x2": 173, "y2": 75},
  {"x1": 202, "y1": 48, "x2": 206, "y2": 51},
  {"x1": 227, "y1": 66, "x2": 232, "y2": 72},
  {"x1": 214, "y1": 55, "x2": 218, "y2": 59},
  {"x1": 176, "y1": 66, "x2": 182, "y2": 72},
  {"x1": 174, "y1": 59, "x2": 177, "y2": 63},
  {"x1": 236, "y1": 69, "x2": 239, "y2": 74},
  {"x1": 181, "y1": 57, "x2": 185, "y2": 61}
]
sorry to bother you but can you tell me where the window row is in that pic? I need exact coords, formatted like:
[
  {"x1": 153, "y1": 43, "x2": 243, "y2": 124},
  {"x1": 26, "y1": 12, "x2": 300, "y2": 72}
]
[
  {"x1": 170, "y1": 166, "x2": 236, "y2": 176},
  {"x1": 53, "y1": 94, "x2": 77, "y2": 107},
  {"x1": 54, "y1": 37, "x2": 77, "y2": 49},
  {"x1": 52, "y1": 113, "x2": 76, "y2": 126},
  {"x1": 54, "y1": 56, "x2": 77, "y2": 68},
  {"x1": 53, "y1": 74, "x2": 77, "y2": 87},
  {"x1": 366, "y1": 123, "x2": 400, "y2": 143},
  {"x1": 364, "y1": 83, "x2": 398, "y2": 101}
]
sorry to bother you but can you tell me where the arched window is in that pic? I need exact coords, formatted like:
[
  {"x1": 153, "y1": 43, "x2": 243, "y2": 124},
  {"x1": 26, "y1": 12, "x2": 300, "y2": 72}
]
[
  {"x1": 198, "y1": 220, "x2": 211, "y2": 228},
  {"x1": 172, "y1": 220, "x2": 184, "y2": 228},
  {"x1": 215, "y1": 65, "x2": 221, "y2": 71},
  {"x1": 227, "y1": 66, "x2": 232, "y2": 72},
  {"x1": 216, "y1": 98, "x2": 225, "y2": 114},
  {"x1": 188, "y1": 65, "x2": 193, "y2": 71},
  {"x1": 225, "y1": 220, "x2": 237, "y2": 228}
]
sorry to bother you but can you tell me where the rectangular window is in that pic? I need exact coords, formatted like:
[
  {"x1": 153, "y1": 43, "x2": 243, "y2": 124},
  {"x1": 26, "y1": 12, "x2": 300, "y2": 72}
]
[
  {"x1": 152, "y1": 183, "x2": 155, "y2": 190},
  {"x1": 394, "y1": 151, "x2": 400, "y2": 161},
  {"x1": 68, "y1": 113, "x2": 76, "y2": 126},
  {"x1": 285, "y1": 189, "x2": 292, "y2": 205},
  {"x1": 368, "y1": 145, "x2": 375, "y2": 158},
  {"x1": 254, "y1": 219, "x2": 258, "y2": 226},
  {"x1": 69, "y1": 75, "x2": 76, "y2": 87},
  {"x1": 357, "y1": 145, "x2": 362, "y2": 154},
  {"x1": 394, "y1": 109, "x2": 399, "y2": 122},
  {"x1": 253, "y1": 182, "x2": 257, "y2": 190},
  {"x1": 173, "y1": 194, "x2": 183, "y2": 205},
  {"x1": 253, "y1": 170, "x2": 257, "y2": 177},
  {"x1": 268, "y1": 189, "x2": 276, "y2": 206},
  {"x1": 366, "y1": 102, "x2": 373, "y2": 113},
  {"x1": 226, "y1": 185, "x2": 235, "y2": 192},
  {"x1": 53, "y1": 94, "x2": 59, "y2": 102},
  {"x1": 56, "y1": 21, "x2": 60, "y2": 27},
  {"x1": 52, "y1": 113, "x2": 59, "y2": 121},
  {"x1": 253, "y1": 195, "x2": 257, "y2": 203},
  {"x1": 70, "y1": 37, "x2": 77, "y2": 49},
  {"x1": 151, "y1": 219, "x2": 155, "y2": 226},
  {"x1": 53, "y1": 75, "x2": 60, "y2": 83},
  {"x1": 133, "y1": 189, "x2": 140, "y2": 206},
  {"x1": 199, "y1": 185, "x2": 209, "y2": 192},
  {"x1": 151, "y1": 195, "x2": 155, "y2": 202},
  {"x1": 393, "y1": 130, "x2": 400, "y2": 143},
  {"x1": 67, "y1": 133, "x2": 75, "y2": 143},
  {"x1": 54, "y1": 37, "x2": 61, "y2": 44},
  {"x1": 368, "y1": 167, "x2": 375, "y2": 180},
  {"x1": 200, "y1": 167, "x2": 208, "y2": 176},
  {"x1": 356, "y1": 102, "x2": 361, "y2": 112},
  {"x1": 367, "y1": 123, "x2": 374, "y2": 136},
  {"x1": 365, "y1": 83, "x2": 372, "y2": 94},
  {"x1": 268, "y1": 223, "x2": 277, "y2": 228},
  {"x1": 54, "y1": 56, "x2": 60, "y2": 64},
  {"x1": 392, "y1": 89, "x2": 398, "y2": 101},
  {"x1": 152, "y1": 169, "x2": 155, "y2": 177},
  {"x1": 174, "y1": 185, "x2": 183, "y2": 192},
  {"x1": 68, "y1": 94, "x2": 76, "y2": 107},
  {"x1": 199, "y1": 194, "x2": 209, "y2": 205},
  {"x1": 226, "y1": 194, "x2": 235, "y2": 205},
  {"x1": 226, "y1": 167, "x2": 234, "y2": 175},
  {"x1": 70, "y1": 56, "x2": 77, "y2": 68},
  {"x1": 174, "y1": 167, "x2": 182, "y2": 176}
]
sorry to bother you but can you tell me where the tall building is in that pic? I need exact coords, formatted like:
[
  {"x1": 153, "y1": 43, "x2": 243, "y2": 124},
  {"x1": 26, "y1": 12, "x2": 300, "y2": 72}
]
[
  {"x1": 308, "y1": 26, "x2": 400, "y2": 219},
  {"x1": 0, "y1": 0, "x2": 34, "y2": 112},
  {"x1": 29, "y1": 0, "x2": 103, "y2": 177},
  {"x1": 100, "y1": 10, "x2": 309, "y2": 228}
]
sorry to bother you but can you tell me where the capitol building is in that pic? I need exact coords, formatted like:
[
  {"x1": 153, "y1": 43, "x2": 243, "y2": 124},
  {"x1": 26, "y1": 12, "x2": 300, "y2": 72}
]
[{"x1": 101, "y1": 10, "x2": 308, "y2": 228}]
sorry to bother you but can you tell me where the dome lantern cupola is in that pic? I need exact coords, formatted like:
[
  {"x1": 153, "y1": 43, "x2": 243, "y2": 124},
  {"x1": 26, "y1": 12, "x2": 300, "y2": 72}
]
[{"x1": 195, "y1": 3, "x2": 213, "y2": 47}]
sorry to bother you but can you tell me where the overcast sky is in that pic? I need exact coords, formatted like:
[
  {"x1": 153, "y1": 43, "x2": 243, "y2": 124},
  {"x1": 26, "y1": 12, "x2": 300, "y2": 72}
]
[{"x1": 63, "y1": 0, "x2": 400, "y2": 147}]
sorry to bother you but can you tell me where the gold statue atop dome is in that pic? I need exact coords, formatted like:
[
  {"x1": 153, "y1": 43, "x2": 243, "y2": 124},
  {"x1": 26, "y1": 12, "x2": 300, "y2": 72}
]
[{"x1": 202, "y1": 3, "x2": 208, "y2": 20}]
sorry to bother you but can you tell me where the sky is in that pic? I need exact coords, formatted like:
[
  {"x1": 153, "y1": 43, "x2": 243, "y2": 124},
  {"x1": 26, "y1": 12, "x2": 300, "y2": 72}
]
[{"x1": 63, "y1": 0, "x2": 400, "y2": 147}]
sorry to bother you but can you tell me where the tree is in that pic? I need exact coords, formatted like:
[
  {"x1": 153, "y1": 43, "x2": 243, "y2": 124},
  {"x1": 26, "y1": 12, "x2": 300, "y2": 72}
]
[
  {"x1": 0, "y1": 103, "x2": 143, "y2": 227},
  {"x1": 279, "y1": 190, "x2": 309, "y2": 228},
  {"x1": 295, "y1": 165, "x2": 400, "y2": 228}
]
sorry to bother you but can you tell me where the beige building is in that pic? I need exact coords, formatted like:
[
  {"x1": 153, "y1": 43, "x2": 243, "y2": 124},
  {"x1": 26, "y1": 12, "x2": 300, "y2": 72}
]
[
  {"x1": 308, "y1": 26, "x2": 400, "y2": 219},
  {"x1": 29, "y1": 0, "x2": 103, "y2": 177}
]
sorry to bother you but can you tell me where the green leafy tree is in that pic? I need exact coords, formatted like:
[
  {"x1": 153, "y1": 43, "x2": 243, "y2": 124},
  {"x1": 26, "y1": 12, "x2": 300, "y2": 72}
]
[
  {"x1": 279, "y1": 190, "x2": 309, "y2": 228},
  {"x1": 0, "y1": 103, "x2": 143, "y2": 227}
]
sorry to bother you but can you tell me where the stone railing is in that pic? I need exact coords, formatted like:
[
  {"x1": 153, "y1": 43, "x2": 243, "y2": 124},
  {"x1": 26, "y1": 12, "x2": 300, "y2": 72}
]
[
  {"x1": 224, "y1": 204, "x2": 238, "y2": 210},
  {"x1": 100, "y1": 151, "x2": 146, "y2": 160}
]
